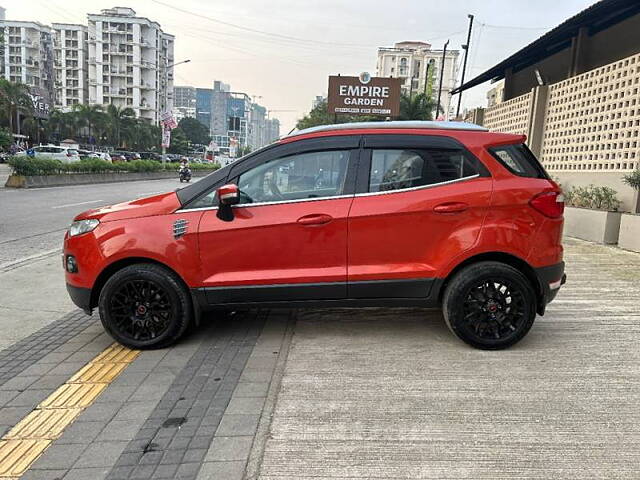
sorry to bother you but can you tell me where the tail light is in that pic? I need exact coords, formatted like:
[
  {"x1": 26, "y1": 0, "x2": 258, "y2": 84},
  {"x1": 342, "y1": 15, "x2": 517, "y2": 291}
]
[{"x1": 530, "y1": 191, "x2": 564, "y2": 218}]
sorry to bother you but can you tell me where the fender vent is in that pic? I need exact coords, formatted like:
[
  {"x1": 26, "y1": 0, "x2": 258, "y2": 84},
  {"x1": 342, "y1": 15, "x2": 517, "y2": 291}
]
[{"x1": 173, "y1": 219, "x2": 189, "y2": 239}]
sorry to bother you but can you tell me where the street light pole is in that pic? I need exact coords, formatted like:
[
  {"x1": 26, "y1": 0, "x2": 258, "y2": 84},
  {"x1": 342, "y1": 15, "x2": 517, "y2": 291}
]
[
  {"x1": 436, "y1": 40, "x2": 449, "y2": 119},
  {"x1": 456, "y1": 14, "x2": 475, "y2": 118},
  {"x1": 161, "y1": 59, "x2": 190, "y2": 166}
]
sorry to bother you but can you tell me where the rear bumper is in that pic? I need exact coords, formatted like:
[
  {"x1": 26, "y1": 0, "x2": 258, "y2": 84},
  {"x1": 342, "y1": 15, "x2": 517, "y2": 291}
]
[
  {"x1": 66, "y1": 283, "x2": 92, "y2": 314},
  {"x1": 534, "y1": 261, "x2": 566, "y2": 314}
]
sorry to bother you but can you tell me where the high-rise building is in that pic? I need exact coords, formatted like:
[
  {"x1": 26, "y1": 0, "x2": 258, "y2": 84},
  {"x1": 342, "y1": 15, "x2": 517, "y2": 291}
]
[
  {"x1": 52, "y1": 23, "x2": 89, "y2": 108},
  {"x1": 210, "y1": 80, "x2": 230, "y2": 136},
  {"x1": 265, "y1": 118, "x2": 280, "y2": 143},
  {"x1": 376, "y1": 41, "x2": 459, "y2": 118},
  {"x1": 173, "y1": 85, "x2": 196, "y2": 122},
  {"x1": 195, "y1": 87, "x2": 213, "y2": 130},
  {"x1": 0, "y1": 19, "x2": 55, "y2": 105},
  {"x1": 248, "y1": 103, "x2": 267, "y2": 151},
  {"x1": 87, "y1": 7, "x2": 174, "y2": 123}
]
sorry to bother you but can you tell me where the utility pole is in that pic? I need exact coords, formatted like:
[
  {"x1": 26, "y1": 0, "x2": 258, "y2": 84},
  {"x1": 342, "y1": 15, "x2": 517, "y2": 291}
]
[
  {"x1": 456, "y1": 14, "x2": 475, "y2": 118},
  {"x1": 161, "y1": 59, "x2": 190, "y2": 165},
  {"x1": 436, "y1": 40, "x2": 449, "y2": 119},
  {"x1": 424, "y1": 61, "x2": 431, "y2": 96}
]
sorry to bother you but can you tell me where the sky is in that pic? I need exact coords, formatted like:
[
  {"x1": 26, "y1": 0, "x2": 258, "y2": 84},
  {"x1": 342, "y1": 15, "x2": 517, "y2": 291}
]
[{"x1": 4, "y1": 0, "x2": 597, "y2": 132}]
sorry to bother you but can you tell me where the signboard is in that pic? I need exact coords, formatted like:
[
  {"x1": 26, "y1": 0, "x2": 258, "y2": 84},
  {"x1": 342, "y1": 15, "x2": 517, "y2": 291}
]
[
  {"x1": 229, "y1": 137, "x2": 239, "y2": 158},
  {"x1": 29, "y1": 88, "x2": 52, "y2": 119},
  {"x1": 327, "y1": 73, "x2": 402, "y2": 117},
  {"x1": 160, "y1": 111, "x2": 177, "y2": 130}
]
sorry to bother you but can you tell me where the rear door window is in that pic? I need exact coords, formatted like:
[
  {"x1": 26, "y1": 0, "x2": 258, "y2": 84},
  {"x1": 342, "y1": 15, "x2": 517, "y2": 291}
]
[
  {"x1": 489, "y1": 144, "x2": 548, "y2": 179},
  {"x1": 369, "y1": 148, "x2": 480, "y2": 193}
]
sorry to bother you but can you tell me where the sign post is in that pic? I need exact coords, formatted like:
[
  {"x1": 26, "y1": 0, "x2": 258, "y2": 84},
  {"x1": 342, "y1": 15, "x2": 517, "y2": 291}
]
[
  {"x1": 160, "y1": 111, "x2": 177, "y2": 166},
  {"x1": 327, "y1": 73, "x2": 402, "y2": 119}
]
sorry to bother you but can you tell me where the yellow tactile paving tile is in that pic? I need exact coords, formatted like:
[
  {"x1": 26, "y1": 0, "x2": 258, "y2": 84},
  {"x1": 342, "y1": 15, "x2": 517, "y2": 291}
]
[
  {"x1": 0, "y1": 439, "x2": 51, "y2": 478},
  {"x1": 92, "y1": 344, "x2": 139, "y2": 364},
  {"x1": 4, "y1": 408, "x2": 83, "y2": 440},
  {"x1": 38, "y1": 383, "x2": 108, "y2": 409},
  {"x1": 68, "y1": 362, "x2": 128, "y2": 384},
  {"x1": 0, "y1": 342, "x2": 139, "y2": 478}
]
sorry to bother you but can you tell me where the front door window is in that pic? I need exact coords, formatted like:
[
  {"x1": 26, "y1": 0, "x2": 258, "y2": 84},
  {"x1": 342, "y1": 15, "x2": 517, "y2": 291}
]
[{"x1": 237, "y1": 150, "x2": 350, "y2": 204}]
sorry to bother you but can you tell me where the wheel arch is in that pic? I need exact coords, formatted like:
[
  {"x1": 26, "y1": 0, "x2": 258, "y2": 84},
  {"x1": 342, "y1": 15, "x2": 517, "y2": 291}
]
[
  {"x1": 438, "y1": 251, "x2": 544, "y2": 314},
  {"x1": 89, "y1": 256, "x2": 201, "y2": 324}
]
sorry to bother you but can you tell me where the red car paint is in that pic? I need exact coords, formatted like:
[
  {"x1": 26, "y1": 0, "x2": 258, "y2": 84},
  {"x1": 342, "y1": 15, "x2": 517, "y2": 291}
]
[{"x1": 64, "y1": 126, "x2": 564, "y2": 317}]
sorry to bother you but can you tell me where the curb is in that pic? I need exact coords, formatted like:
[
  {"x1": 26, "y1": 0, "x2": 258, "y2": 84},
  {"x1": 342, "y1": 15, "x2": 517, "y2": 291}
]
[{"x1": 4, "y1": 170, "x2": 216, "y2": 189}]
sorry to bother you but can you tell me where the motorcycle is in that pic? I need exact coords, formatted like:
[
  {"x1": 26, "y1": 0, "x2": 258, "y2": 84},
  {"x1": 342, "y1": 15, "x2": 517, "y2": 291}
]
[{"x1": 178, "y1": 165, "x2": 192, "y2": 183}]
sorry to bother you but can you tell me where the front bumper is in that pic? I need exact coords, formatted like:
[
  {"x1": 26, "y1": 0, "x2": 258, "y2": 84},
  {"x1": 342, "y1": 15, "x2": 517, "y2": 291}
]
[
  {"x1": 534, "y1": 261, "x2": 566, "y2": 315},
  {"x1": 66, "y1": 283, "x2": 92, "y2": 314}
]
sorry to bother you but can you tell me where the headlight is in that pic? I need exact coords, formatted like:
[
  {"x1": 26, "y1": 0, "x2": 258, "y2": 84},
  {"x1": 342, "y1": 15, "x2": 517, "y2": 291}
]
[{"x1": 69, "y1": 219, "x2": 100, "y2": 237}]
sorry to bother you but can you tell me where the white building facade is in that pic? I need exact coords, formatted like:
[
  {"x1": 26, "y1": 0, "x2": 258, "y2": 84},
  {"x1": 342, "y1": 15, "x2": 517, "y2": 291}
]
[
  {"x1": 87, "y1": 7, "x2": 174, "y2": 123},
  {"x1": 376, "y1": 41, "x2": 459, "y2": 118},
  {"x1": 52, "y1": 23, "x2": 89, "y2": 108},
  {"x1": 0, "y1": 19, "x2": 55, "y2": 101},
  {"x1": 173, "y1": 85, "x2": 196, "y2": 122}
]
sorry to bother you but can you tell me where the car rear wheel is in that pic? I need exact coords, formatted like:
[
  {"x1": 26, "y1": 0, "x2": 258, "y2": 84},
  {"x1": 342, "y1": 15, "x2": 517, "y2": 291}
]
[
  {"x1": 442, "y1": 261, "x2": 536, "y2": 350},
  {"x1": 98, "y1": 264, "x2": 192, "y2": 349}
]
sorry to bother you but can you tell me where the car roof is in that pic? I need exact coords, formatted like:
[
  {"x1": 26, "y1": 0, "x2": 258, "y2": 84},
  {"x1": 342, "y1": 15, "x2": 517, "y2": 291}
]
[{"x1": 284, "y1": 121, "x2": 488, "y2": 140}]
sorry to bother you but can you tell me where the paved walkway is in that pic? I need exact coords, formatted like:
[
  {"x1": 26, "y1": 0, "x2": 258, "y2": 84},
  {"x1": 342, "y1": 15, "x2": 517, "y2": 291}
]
[
  {"x1": 259, "y1": 237, "x2": 640, "y2": 479},
  {"x1": 0, "y1": 237, "x2": 639, "y2": 479}
]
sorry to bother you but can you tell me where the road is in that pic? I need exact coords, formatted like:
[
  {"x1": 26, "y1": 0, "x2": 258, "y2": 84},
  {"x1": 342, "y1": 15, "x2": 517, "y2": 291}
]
[{"x1": 0, "y1": 177, "x2": 200, "y2": 265}]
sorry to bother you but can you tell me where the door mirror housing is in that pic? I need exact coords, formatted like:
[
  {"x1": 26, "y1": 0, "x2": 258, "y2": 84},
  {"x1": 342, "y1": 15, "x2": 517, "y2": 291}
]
[
  {"x1": 217, "y1": 184, "x2": 239, "y2": 222},
  {"x1": 218, "y1": 184, "x2": 240, "y2": 206}
]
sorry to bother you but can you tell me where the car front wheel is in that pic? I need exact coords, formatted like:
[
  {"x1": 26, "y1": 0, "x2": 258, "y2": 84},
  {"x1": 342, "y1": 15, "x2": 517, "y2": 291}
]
[
  {"x1": 442, "y1": 261, "x2": 536, "y2": 350},
  {"x1": 98, "y1": 264, "x2": 192, "y2": 349}
]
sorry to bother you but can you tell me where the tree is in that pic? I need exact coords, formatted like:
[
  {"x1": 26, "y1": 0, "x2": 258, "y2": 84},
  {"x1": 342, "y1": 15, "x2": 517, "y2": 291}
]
[
  {"x1": 167, "y1": 127, "x2": 189, "y2": 154},
  {"x1": 0, "y1": 79, "x2": 33, "y2": 134},
  {"x1": 178, "y1": 117, "x2": 210, "y2": 145},
  {"x1": 398, "y1": 93, "x2": 437, "y2": 121},
  {"x1": 0, "y1": 128, "x2": 11, "y2": 150},
  {"x1": 105, "y1": 104, "x2": 136, "y2": 148},
  {"x1": 73, "y1": 104, "x2": 105, "y2": 143}
]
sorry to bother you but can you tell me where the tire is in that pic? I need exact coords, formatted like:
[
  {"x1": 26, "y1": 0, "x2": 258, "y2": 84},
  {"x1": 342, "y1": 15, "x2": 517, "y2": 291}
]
[
  {"x1": 442, "y1": 261, "x2": 536, "y2": 350},
  {"x1": 180, "y1": 178, "x2": 184, "y2": 183},
  {"x1": 98, "y1": 264, "x2": 192, "y2": 349}
]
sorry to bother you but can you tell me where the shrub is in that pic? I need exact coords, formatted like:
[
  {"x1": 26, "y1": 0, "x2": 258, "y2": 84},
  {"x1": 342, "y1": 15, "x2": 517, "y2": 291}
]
[
  {"x1": 622, "y1": 169, "x2": 640, "y2": 192},
  {"x1": 8, "y1": 156, "x2": 221, "y2": 176},
  {"x1": 564, "y1": 184, "x2": 621, "y2": 211}
]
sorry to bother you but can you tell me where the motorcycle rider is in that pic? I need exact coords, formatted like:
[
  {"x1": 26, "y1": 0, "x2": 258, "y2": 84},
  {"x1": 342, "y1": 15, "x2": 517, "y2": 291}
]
[{"x1": 178, "y1": 157, "x2": 192, "y2": 182}]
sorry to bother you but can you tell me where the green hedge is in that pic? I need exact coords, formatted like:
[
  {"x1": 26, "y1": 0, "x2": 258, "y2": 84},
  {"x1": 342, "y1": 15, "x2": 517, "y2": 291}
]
[{"x1": 8, "y1": 156, "x2": 220, "y2": 176}]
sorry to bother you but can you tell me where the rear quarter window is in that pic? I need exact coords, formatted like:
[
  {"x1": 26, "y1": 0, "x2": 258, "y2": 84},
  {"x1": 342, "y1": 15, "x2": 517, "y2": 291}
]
[{"x1": 489, "y1": 144, "x2": 548, "y2": 179}]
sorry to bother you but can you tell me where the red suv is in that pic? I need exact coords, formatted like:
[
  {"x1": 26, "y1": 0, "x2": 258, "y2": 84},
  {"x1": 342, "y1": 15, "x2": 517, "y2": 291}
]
[{"x1": 64, "y1": 122, "x2": 565, "y2": 350}]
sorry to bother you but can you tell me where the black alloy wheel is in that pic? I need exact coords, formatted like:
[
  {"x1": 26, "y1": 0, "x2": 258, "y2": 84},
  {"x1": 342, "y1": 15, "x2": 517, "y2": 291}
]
[
  {"x1": 443, "y1": 261, "x2": 536, "y2": 350},
  {"x1": 99, "y1": 264, "x2": 192, "y2": 349},
  {"x1": 109, "y1": 279, "x2": 172, "y2": 342}
]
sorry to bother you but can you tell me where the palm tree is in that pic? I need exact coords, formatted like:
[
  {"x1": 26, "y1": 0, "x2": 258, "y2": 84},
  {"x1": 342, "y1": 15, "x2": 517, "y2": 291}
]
[
  {"x1": 0, "y1": 79, "x2": 33, "y2": 134},
  {"x1": 73, "y1": 104, "x2": 104, "y2": 143},
  {"x1": 106, "y1": 104, "x2": 136, "y2": 148},
  {"x1": 398, "y1": 93, "x2": 438, "y2": 121}
]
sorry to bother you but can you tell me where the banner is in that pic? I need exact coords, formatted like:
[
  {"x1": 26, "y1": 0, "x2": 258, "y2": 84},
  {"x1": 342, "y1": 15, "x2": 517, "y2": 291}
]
[{"x1": 161, "y1": 128, "x2": 171, "y2": 148}]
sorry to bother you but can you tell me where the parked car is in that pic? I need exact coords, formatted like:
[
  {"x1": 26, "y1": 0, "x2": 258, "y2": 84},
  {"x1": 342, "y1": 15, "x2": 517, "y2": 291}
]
[
  {"x1": 139, "y1": 151, "x2": 161, "y2": 161},
  {"x1": 16, "y1": 145, "x2": 80, "y2": 163},
  {"x1": 110, "y1": 152, "x2": 127, "y2": 163},
  {"x1": 88, "y1": 152, "x2": 112, "y2": 162},
  {"x1": 63, "y1": 121, "x2": 566, "y2": 350}
]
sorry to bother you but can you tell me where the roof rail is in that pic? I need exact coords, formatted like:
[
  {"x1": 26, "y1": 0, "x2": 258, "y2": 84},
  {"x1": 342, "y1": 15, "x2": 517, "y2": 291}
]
[{"x1": 285, "y1": 120, "x2": 488, "y2": 138}]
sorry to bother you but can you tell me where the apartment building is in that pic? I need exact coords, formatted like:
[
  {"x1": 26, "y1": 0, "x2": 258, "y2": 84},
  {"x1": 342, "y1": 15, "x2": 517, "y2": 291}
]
[
  {"x1": 87, "y1": 7, "x2": 174, "y2": 123},
  {"x1": 173, "y1": 85, "x2": 196, "y2": 122},
  {"x1": 52, "y1": 23, "x2": 89, "y2": 108},
  {"x1": 376, "y1": 41, "x2": 459, "y2": 118},
  {"x1": 0, "y1": 18, "x2": 54, "y2": 107}
]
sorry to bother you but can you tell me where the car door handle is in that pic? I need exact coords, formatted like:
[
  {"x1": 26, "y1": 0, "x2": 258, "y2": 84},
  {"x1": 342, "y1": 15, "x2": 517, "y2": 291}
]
[
  {"x1": 433, "y1": 202, "x2": 469, "y2": 214},
  {"x1": 297, "y1": 214, "x2": 333, "y2": 225}
]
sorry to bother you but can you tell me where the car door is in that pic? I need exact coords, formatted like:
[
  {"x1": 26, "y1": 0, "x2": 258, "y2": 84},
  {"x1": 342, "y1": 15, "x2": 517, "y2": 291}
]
[
  {"x1": 347, "y1": 134, "x2": 493, "y2": 299},
  {"x1": 196, "y1": 136, "x2": 360, "y2": 305}
]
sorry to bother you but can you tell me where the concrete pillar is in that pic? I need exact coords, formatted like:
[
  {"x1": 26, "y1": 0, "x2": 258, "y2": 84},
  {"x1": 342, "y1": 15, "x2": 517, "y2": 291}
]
[
  {"x1": 569, "y1": 27, "x2": 589, "y2": 77},
  {"x1": 527, "y1": 85, "x2": 549, "y2": 159}
]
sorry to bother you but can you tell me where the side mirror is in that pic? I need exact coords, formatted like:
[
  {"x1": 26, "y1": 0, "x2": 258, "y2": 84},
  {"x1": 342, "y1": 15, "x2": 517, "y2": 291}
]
[
  {"x1": 217, "y1": 184, "x2": 239, "y2": 221},
  {"x1": 218, "y1": 184, "x2": 240, "y2": 206}
]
